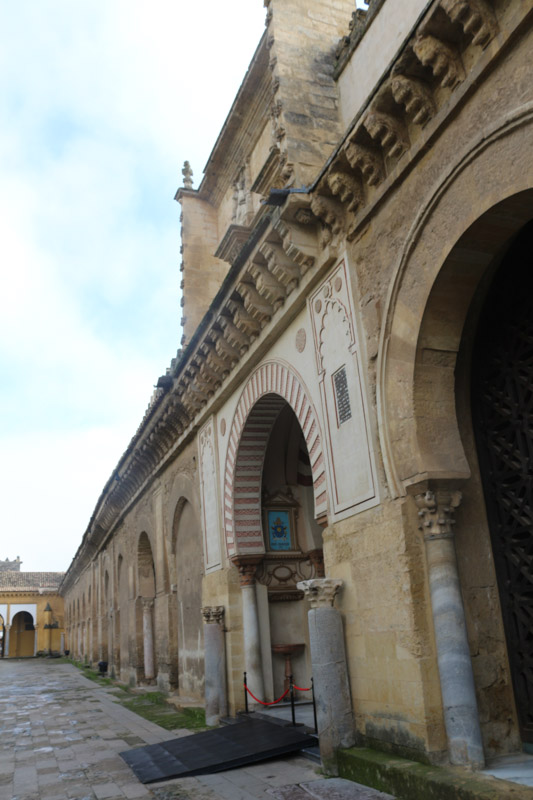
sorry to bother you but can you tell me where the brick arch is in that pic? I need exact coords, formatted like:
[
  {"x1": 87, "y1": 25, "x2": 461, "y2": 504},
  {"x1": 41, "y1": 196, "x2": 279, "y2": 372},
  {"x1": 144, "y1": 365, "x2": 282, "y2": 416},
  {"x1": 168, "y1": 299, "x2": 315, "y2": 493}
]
[{"x1": 224, "y1": 361, "x2": 326, "y2": 557}]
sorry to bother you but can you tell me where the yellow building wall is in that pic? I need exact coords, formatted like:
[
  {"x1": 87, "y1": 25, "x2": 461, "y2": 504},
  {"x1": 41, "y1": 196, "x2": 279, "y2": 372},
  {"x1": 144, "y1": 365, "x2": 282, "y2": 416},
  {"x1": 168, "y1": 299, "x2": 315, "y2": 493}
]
[{"x1": 0, "y1": 591, "x2": 65, "y2": 657}]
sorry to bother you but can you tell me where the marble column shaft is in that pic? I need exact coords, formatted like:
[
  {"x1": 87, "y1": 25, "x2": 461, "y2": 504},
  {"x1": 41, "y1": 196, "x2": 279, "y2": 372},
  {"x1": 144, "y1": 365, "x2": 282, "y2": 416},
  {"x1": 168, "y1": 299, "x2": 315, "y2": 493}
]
[
  {"x1": 416, "y1": 489, "x2": 484, "y2": 769},
  {"x1": 233, "y1": 557, "x2": 264, "y2": 706},
  {"x1": 202, "y1": 606, "x2": 228, "y2": 725},
  {"x1": 297, "y1": 578, "x2": 355, "y2": 774},
  {"x1": 4, "y1": 625, "x2": 9, "y2": 657}
]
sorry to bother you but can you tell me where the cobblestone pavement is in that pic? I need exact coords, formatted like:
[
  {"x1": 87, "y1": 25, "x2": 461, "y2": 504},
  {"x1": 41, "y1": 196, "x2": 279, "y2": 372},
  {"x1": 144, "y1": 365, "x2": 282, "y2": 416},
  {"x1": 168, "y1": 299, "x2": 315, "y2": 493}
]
[{"x1": 0, "y1": 660, "x2": 394, "y2": 800}]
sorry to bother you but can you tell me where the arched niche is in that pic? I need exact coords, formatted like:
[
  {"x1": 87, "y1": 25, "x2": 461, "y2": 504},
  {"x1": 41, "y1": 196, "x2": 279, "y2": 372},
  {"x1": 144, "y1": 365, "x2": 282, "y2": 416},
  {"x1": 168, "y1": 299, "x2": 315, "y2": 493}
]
[
  {"x1": 172, "y1": 497, "x2": 204, "y2": 701},
  {"x1": 224, "y1": 360, "x2": 327, "y2": 557},
  {"x1": 137, "y1": 532, "x2": 156, "y2": 598}
]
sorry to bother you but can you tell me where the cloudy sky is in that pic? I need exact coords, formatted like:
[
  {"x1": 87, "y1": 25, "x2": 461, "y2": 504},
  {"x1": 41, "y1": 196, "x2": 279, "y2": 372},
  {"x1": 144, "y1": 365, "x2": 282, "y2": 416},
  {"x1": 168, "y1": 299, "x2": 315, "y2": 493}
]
[{"x1": 0, "y1": 1, "x2": 266, "y2": 572}]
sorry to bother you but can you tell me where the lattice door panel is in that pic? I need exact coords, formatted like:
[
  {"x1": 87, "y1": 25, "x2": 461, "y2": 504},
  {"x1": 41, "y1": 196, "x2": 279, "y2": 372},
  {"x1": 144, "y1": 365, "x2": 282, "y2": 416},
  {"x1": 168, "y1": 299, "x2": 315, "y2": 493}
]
[{"x1": 472, "y1": 221, "x2": 533, "y2": 743}]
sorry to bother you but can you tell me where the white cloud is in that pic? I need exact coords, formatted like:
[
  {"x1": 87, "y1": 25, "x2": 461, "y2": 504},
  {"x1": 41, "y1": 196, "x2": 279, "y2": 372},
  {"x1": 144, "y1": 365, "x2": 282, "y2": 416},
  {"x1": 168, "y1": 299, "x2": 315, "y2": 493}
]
[{"x1": 0, "y1": 0, "x2": 266, "y2": 571}]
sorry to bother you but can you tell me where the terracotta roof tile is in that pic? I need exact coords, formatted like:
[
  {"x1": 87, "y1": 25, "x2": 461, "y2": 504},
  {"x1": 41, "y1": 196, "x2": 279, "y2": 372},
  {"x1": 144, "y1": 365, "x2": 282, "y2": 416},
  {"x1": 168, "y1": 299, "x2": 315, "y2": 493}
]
[{"x1": 0, "y1": 571, "x2": 64, "y2": 590}]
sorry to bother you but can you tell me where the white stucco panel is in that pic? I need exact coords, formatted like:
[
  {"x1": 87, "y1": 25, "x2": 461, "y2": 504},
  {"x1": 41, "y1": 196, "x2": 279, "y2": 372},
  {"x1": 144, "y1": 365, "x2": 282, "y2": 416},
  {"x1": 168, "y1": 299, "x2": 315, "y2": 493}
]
[{"x1": 309, "y1": 259, "x2": 378, "y2": 519}]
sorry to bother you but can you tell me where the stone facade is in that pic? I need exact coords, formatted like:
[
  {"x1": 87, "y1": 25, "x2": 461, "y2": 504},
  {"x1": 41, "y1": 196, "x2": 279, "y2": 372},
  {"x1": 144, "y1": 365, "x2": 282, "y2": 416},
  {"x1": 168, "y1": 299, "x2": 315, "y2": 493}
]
[{"x1": 61, "y1": 0, "x2": 533, "y2": 773}]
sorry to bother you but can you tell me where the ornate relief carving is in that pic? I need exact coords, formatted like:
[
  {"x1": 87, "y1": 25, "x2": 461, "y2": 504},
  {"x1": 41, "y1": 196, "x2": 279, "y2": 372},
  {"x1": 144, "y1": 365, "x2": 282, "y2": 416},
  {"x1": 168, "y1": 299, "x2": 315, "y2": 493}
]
[
  {"x1": 255, "y1": 549, "x2": 326, "y2": 601},
  {"x1": 297, "y1": 578, "x2": 343, "y2": 608},
  {"x1": 415, "y1": 489, "x2": 462, "y2": 540},
  {"x1": 345, "y1": 142, "x2": 384, "y2": 186},
  {"x1": 390, "y1": 74, "x2": 435, "y2": 126},
  {"x1": 327, "y1": 169, "x2": 365, "y2": 214},
  {"x1": 413, "y1": 35, "x2": 465, "y2": 89},
  {"x1": 201, "y1": 606, "x2": 224, "y2": 625},
  {"x1": 440, "y1": 0, "x2": 498, "y2": 48},
  {"x1": 364, "y1": 110, "x2": 410, "y2": 159}
]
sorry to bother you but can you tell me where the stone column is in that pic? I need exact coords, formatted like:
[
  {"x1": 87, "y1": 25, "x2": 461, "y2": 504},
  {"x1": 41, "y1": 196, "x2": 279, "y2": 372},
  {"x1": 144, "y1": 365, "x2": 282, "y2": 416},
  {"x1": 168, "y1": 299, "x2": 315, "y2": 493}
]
[
  {"x1": 108, "y1": 609, "x2": 114, "y2": 672},
  {"x1": 297, "y1": 578, "x2": 355, "y2": 774},
  {"x1": 34, "y1": 624, "x2": 40, "y2": 656},
  {"x1": 4, "y1": 625, "x2": 10, "y2": 657},
  {"x1": 233, "y1": 557, "x2": 264, "y2": 707},
  {"x1": 142, "y1": 599, "x2": 155, "y2": 681},
  {"x1": 60, "y1": 632, "x2": 65, "y2": 654},
  {"x1": 416, "y1": 489, "x2": 484, "y2": 769},
  {"x1": 202, "y1": 606, "x2": 227, "y2": 725}
]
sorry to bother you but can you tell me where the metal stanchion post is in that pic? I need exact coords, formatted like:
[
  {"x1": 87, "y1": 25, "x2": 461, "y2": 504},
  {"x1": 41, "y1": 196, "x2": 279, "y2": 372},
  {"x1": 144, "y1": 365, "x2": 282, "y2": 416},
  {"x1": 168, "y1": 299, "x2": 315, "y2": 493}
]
[
  {"x1": 290, "y1": 674, "x2": 296, "y2": 726},
  {"x1": 311, "y1": 676, "x2": 318, "y2": 734},
  {"x1": 244, "y1": 671, "x2": 249, "y2": 714}
]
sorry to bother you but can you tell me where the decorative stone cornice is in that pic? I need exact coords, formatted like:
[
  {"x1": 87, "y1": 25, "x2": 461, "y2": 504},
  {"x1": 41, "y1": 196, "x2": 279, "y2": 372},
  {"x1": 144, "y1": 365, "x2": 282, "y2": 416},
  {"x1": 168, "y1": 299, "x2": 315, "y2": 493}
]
[
  {"x1": 297, "y1": 578, "x2": 343, "y2": 608},
  {"x1": 415, "y1": 490, "x2": 462, "y2": 541},
  {"x1": 201, "y1": 606, "x2": 225, "y2": 625}
]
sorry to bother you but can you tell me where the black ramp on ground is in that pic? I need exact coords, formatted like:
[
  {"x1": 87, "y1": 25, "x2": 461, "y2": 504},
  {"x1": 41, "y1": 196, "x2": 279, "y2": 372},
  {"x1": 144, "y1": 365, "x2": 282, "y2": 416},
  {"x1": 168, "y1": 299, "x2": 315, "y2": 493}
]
[{"x1": 120, "y1": 718, "x2": 316, "y2": 784}]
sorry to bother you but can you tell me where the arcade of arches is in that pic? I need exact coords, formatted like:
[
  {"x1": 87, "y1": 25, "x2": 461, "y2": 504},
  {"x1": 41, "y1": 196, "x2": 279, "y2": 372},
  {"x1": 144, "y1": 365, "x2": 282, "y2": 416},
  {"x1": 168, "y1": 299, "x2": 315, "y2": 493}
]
[{"x1": 61, "y1": 0, "x2": 533, "y2": 776}]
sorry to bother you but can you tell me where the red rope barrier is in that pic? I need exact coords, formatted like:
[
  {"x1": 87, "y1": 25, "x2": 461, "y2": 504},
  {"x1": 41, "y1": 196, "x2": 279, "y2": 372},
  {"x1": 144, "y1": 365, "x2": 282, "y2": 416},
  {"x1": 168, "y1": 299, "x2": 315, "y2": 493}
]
[
  {"x1": 293, "y1": 684, "x2": 312, "y2": 692},
  {"x1": 244, "y1": 685, "x2": 290, "y2": 706}
]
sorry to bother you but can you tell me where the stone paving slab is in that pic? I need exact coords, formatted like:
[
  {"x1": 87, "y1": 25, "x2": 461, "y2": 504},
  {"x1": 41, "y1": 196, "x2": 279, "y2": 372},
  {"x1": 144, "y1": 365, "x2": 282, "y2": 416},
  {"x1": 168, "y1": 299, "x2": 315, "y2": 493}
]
[
  {"x1": 267, "y1": 778, "x2": 395, "y2": 799},
  {"x1": 0, "y1": 660, "x2": 395, "y2": 800}
]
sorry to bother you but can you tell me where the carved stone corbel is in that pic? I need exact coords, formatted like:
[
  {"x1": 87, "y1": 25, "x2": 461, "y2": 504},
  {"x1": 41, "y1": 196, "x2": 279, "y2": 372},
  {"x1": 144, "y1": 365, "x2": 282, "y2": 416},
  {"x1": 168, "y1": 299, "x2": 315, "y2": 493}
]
[
  {"x1": 202, "y1": 342, "x2": 230, "y2": 379},
  {"x1": 259, "y1": 241, "x2": 302, "y2": 292},
  {"x1": 237, "y1": 281, "x2": 274, "y2": 325},
  {"x1": 390, "y1": 74, "x2": 435, "y2": 126},
  {"x1": 214, "y1": 333, "x2": 240, "y2": 368},
  {"x1": 364, "y1": 110, "x2": 410, "y2": 159},
  {"x1": 413, "y1": 34, "x2": 465, "y2": 89},
  {"x1": 218, "y1": 314, "x2": 250, "y2": 352},
  {"x1": 327, "y1": 169, "x2": 364, "y2": 214},
  {"x1": 344, "y1": 142, "x2": 384, "y2": 186},
  {"x1": 310, "y1": 194, "x2": 344, "y2": 245},
  {"x1": 274, "y1": 215, "x2": 317, "y2": 271},
  {"x1": 440, "y1": 0, "x2": 498, "y2": 48},
  {"x1": 230, "y1": 299, "x2": 262, "y2": 340},
  {"x1": 248, "y1": 262, "x2": 287, "y2": 311}
]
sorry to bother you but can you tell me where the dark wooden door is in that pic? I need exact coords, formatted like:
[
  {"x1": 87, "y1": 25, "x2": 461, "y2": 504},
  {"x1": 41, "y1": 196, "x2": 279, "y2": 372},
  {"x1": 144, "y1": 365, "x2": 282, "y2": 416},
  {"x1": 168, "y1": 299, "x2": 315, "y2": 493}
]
[{"x1": 472, "y1": 221, "x2": 533, "y2": 744}]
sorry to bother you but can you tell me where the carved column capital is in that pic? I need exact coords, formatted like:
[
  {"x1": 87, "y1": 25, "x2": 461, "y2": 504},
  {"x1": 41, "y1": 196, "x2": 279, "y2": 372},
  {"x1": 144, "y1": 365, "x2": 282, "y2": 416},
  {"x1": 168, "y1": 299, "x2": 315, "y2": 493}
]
[
  {"x1": 415, "y1": 489, "x2": 462, "y2": 540},
  {"x1": 141, "y1": 598, "x2": 154, "y2": 611},
  {"x1": 297, "y1": 578, "x2": 342, "y2": 608},
  {"x1": 232, "y1": 556, "x2": 263, "y2": 587},
  {"x1": 202, "y1": 606, "x2": 225, "y2": 625}
]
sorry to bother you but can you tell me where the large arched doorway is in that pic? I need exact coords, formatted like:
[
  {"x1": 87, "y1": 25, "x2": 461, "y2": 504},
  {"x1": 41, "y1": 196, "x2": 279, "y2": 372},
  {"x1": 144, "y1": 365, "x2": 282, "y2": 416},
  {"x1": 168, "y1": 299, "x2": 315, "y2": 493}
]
[
  {"x1": 471, "y1": 220, "x2": 533, "y2": 747},
  {"x1": 10, "y1": 611, "x2": 35, "y2": 657}
]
